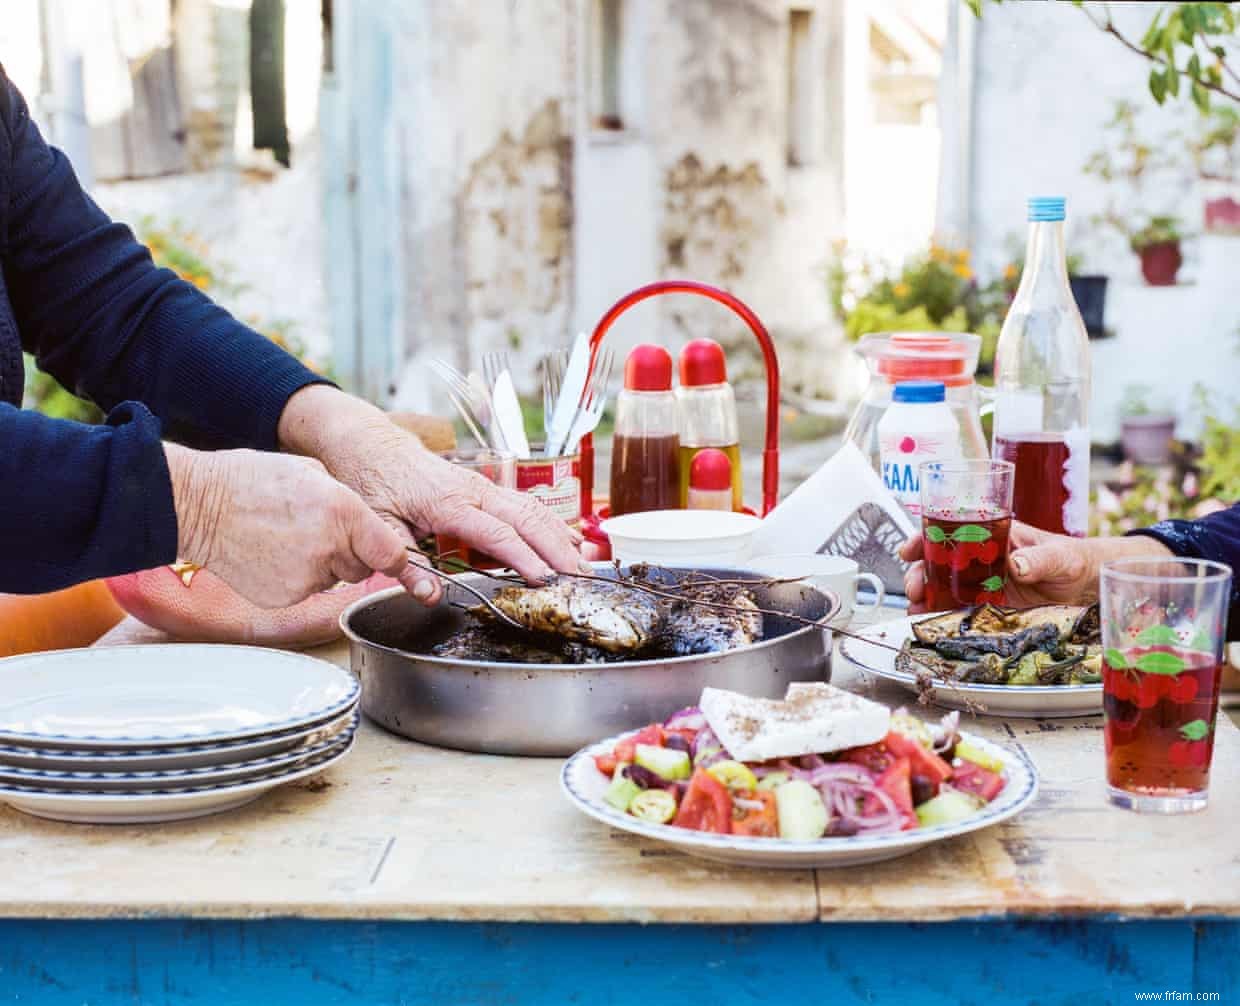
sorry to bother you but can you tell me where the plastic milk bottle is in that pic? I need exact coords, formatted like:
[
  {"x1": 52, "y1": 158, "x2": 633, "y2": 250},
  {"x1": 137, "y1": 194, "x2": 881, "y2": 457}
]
[{"x1": 877, "y1": 380, "x2": 962, "y2": 517}]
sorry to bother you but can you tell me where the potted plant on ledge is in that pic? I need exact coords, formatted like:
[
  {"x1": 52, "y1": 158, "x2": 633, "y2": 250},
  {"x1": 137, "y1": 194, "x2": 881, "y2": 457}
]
[
  {"x1": 1129, "y1": 215, "x2": 1185, "y2": 286},
  {"x1": 1119, "y1": 384, "x2": 1177, "y2": 465}
]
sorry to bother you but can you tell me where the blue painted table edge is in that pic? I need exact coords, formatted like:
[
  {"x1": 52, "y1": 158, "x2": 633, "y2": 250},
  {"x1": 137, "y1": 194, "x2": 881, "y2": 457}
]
[{"x1": 2, "y1": 915, "x2": 1236, "y2": 1005}]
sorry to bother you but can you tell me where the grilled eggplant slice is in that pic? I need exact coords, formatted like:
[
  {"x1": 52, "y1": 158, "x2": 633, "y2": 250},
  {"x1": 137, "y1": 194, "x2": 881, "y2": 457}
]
[{"x1": 904, "y1": 602, "x2": 1103, "y2": 689}]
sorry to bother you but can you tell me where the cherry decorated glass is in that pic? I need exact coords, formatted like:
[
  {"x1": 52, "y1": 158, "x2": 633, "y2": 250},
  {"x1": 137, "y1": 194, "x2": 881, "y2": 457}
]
[
  {"x1": 1100, "y1": 558, "x2": 1232, "y2": 814},
  {"x1": 918, "y1": 459, "x2": 1015, "y2": 611}
]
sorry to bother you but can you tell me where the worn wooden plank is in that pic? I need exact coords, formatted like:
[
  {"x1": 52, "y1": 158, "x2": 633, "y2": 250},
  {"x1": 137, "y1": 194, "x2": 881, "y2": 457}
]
[
  {"x1": 0, "y1": 918, "x2": 1231, "y2": 1005},
  {"x1": 7, "y1": 624, "x2": 1226, "y2": 925}
]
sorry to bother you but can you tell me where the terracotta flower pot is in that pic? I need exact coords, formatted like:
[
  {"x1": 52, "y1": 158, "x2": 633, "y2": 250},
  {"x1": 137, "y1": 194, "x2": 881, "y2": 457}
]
[
  {"x1": 1204, "y1": 195, "x2": 1240, "y2": 235},
  {"x1": 1137, "y1": 241, "x2": 1182, "y2": 286},
  {"x1": 1119, "y1": 414, "x2": 1176, "y2": 465},
  {"x1": 106, "y1": 566, "x2": 399, "y2": 648}
]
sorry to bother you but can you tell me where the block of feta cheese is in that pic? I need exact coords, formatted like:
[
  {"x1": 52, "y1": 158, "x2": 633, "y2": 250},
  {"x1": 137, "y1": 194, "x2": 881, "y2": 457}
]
[{"x1": 699, "y1": 683, "x2": 890, "y2": 762}]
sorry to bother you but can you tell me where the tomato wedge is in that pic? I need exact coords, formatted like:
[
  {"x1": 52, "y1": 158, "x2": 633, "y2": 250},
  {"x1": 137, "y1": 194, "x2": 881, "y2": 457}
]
[
  {"x1": 841, "y1": 740, "x2": 895, "y2": 774},
  {"x1": 950, "y1": 761, "x2": 1005, "y2": 802},
  {"x1": 863, "y1": 757, "x2": 918, "y2": 830},
  {"x1": 594, "y1": 753, "x2": 619, "y2": 777},
  {"x1": 614, "y1": 723, "x2": 664, "y2": 764},
  {"x1": 672, "y1": 768, "x2": 733, "y2": 834},
  {"x1": 730, "y1": 789, "x2": 778, "y2": 837},
  {"x1": 885, "y1": 731, "x2": 953, "y2": 785}
]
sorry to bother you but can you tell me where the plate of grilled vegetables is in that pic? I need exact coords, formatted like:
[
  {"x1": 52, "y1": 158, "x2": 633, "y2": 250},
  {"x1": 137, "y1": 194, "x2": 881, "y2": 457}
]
[{"x1": 839, "y1": 603, "x2": 1103, "y2": 718}]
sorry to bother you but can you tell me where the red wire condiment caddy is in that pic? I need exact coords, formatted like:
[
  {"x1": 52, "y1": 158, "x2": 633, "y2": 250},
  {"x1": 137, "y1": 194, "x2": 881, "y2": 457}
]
[{"x1": 578, "y1": 280, "x2": 781, "y2": 540}]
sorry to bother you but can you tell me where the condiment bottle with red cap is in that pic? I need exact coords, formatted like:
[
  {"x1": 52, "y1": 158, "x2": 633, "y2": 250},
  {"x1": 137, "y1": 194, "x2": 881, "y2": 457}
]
[
  {"x1": 675, "y1": 338, "x2": 742, "y2": 510},
  {"x1": 686, "y1": 448, "x2": 734, "y2": 511},
  {"x1": 609, "y1": 344, "x2": 681, "y2": 516}
]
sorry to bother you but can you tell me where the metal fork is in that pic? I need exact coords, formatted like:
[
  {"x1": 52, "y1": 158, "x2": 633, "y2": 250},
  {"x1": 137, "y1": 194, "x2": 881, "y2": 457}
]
[
  {"x1": 562, "y1": 345, "x2": 614, "y2": 454},
  {"x1": 428, "y1": 358, "x2": 491, "y2": 448},
  {"x1": 406, "y1": 552, "x2": 525, "y2": 631},
  {"x1": 542, "y1": 349, "x2": 566, "y2": 447}
]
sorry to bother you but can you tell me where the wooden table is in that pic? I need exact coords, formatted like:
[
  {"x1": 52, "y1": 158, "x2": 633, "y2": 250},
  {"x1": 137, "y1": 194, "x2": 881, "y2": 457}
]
[{"x1": 1, "y1": 612, "x2": 1237, "y2": 1004}]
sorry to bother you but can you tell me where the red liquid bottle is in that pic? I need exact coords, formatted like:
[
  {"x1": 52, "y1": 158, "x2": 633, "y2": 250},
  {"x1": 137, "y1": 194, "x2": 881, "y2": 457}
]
[{"x1": 992, "y1": 197, "x2": 1091, "y2": 537}]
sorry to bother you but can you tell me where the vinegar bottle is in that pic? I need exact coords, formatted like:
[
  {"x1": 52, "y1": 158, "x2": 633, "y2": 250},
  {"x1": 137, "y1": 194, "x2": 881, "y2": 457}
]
[
  {"x1": 992, "y1": 197, "x2": 1092, "y2": 537},
  {"x1": 676, "y1": 339, "x2": 742, "y2": 510},
  {"x1": 609, "y1": 345, "x2": 681, "y2": 516}
]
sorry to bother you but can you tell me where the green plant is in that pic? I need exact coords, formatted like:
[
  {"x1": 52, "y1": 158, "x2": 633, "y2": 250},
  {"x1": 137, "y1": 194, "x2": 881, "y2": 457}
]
[
  {"x1": 1082, "y1": 100, "x2": 1184, "y2": 187},
  {"x1": 1128, "y1": 214, "x2": 1184, "y2": 251},
  {"x1": 1119, "y1": 384, "x2": 1155, "y2": 418},
  {"x1": 967, "y1": 2, "x2": 1240, "y2": 112},
  {"x1": 1193, "y1": 105, "x2": 1240, "y2": 180},
  {"x1": 1199, "y1": 402, "x2": 1240, "y2": 500}
]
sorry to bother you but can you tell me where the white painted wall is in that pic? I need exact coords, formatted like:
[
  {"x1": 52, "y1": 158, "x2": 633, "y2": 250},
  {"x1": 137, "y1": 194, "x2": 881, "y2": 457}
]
[{"x1": 970, "y1": 2, "x2": 1240, "y2": 442}]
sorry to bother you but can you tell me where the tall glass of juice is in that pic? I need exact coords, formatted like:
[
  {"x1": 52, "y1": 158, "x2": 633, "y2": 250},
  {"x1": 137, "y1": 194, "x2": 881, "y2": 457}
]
[
  {"x1": 918, "y1": 459, "x2": 1014, "y2": 611},
  {"x1": 434, "y1": 448, "x2": 517, "y2": 569},
  {"x1": 1100, "y1": 558, "x2": 1233, "y2": 814}
]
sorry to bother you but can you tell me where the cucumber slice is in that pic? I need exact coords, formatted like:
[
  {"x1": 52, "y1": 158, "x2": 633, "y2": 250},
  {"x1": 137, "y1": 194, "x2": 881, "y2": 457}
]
[
  {"x1": 706, "y1": 760, "x2": 758, "y2": 791},
  {"x1": 954, "y1": 741, "x2": 1005, "y2": 775},
  {"x1": 774, "y1": 779, "x2": 829, "y2": 840},
  {"x1": 604, "y1": 764, "x2": 643, "y2": 812},
  {"x1": 629, "y1": 789, "x2": 677, "y2": 824},
  {"x1": 635, "y1": 743, "x2": 691, "y2": 781},
  {"x1": 756, "y1": 771, "x2": 790, "y2": 791},
  {"x1": 914, "y1": 787, "x2": 983, "y2": 828}
]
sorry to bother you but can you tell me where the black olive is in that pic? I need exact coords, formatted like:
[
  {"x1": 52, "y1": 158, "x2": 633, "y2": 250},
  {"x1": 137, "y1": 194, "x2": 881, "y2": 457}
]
[
  {"x1": 663, "y1": 734, "x2": 691, "y2": 754},
  {"x1": 910, "y1": 773, "x2": 937, "y2": 806}
]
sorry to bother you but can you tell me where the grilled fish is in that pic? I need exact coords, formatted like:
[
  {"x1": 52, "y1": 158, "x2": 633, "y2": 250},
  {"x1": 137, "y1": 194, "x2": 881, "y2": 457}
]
[
  {"x1": 660, "y1": 583, "x2": 764, "y2": 656},
  {"x1": 483, "y1": 578, "x2": 664, "y2": 654}
]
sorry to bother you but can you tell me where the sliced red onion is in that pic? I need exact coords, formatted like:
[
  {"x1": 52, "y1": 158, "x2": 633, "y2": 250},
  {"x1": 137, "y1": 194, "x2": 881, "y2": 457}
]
[
  {"x1": 664, "y1": 706, "x2": 707, "y2": 732},
  {"x1": 691, "y1": 726, "x2": 731, "y2": 768},
  {"x1": 932, "y1": 711, "x2": 962, "y2": 754}
]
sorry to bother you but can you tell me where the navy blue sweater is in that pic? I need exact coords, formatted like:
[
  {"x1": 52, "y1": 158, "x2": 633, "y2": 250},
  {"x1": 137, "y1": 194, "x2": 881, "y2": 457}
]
[{"x1": 0, "y1": 69, "x2": 325, "y2": 593}]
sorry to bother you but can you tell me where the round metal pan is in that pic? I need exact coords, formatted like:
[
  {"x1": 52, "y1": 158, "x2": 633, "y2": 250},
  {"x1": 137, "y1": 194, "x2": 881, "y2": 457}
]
[{"x1": 340, "y1": 567, "x2": 839, "y2": 757}]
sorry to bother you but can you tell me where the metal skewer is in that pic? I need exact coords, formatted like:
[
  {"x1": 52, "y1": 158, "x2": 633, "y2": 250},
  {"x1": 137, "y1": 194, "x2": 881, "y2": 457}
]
[{"x1": 405, "y1": 552, "x2": 525, "y2": 631}]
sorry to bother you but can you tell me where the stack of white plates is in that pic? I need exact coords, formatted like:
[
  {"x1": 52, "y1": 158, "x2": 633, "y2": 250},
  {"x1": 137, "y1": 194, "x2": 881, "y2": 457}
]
[{"x1": 0, "y1": 645, "x2": 359, "y2": 824}]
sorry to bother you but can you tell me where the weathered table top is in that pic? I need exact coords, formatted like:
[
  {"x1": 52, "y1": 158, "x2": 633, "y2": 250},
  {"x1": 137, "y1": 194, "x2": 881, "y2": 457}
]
[{"x1": 0, "y1": 614, "x2": 1237, "y2": 925}]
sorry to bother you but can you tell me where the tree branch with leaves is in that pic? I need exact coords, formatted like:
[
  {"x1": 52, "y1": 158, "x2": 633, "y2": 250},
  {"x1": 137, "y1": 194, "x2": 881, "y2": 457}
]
[{"x1": 967, "y1": 1, "x2": 1240, "y2": 111}]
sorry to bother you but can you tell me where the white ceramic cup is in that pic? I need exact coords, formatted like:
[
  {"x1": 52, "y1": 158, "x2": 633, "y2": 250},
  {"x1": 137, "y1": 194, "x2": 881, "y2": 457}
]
[{"x1": 745, "y1": 554, "x2": 885, "y2": 627}]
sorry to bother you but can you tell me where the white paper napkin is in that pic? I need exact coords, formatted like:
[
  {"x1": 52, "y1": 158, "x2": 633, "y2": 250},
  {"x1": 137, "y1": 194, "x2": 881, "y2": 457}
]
[{"x1": 751, "y1": 442, "x2": 914, "y2": 595}]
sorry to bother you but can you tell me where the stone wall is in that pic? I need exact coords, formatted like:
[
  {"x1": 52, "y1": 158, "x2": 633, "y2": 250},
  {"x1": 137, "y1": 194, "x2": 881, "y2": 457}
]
[{"x1": 366, "y1": 0, "x2": 853, "y2": 409}]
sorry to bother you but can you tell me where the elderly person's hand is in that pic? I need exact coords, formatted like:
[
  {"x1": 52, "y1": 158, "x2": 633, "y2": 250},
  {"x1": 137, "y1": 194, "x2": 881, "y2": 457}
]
[
  {"x1": 899, "y1": 520, "x2": 1173, "y2": 613},
  {"x1": 277, "y1": 385, "x2": 586, "y2": 604},
  {"x1": 165, "y1": 445, "x2": 410, "y2": 607}
]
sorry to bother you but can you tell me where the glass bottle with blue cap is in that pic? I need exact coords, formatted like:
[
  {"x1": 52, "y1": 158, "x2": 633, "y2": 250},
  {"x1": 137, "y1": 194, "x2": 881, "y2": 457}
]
[
  {"x1": 992, "y1": 196, "x2": 1092, "y2": 537},
  {"x1": 877, "y1": 379, "x2": 963, "y2": 517}
]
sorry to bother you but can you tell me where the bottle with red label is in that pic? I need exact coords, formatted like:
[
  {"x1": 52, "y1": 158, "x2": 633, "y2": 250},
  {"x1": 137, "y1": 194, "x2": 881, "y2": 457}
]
[
  {"x1": 609, "y1": 344, "x2": 681, "y2": 516},
  {"x1": 992, "y1": 196, "x2": 1092, "y2": 537}
]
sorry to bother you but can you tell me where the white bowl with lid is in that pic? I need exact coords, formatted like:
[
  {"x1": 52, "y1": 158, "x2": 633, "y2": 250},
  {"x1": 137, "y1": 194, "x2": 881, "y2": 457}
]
[{"x1": 600, "y1": 510, "x2": 762, "y2": 568}]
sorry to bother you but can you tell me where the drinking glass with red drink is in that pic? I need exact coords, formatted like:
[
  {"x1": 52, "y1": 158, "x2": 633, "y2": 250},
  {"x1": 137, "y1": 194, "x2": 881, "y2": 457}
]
[
  {"x1": 434, "y1": 448, "x2": 516, "y2": 569},
  {"x1": 1100, "y1": 558, "x2": 1233, "y2": 814},
  {"x1": 917, "y1": 459, "x2": 1014, "y2": 612}
]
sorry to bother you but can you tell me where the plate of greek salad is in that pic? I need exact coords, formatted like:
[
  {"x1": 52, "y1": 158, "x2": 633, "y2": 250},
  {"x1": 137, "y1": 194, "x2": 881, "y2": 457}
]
[
  {"x1": 560, "y1": 683, "x2": 1038, "y2": 868},
  {"x1": 839, "y1": 603, "x2": 1104, "y2": 718}
]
